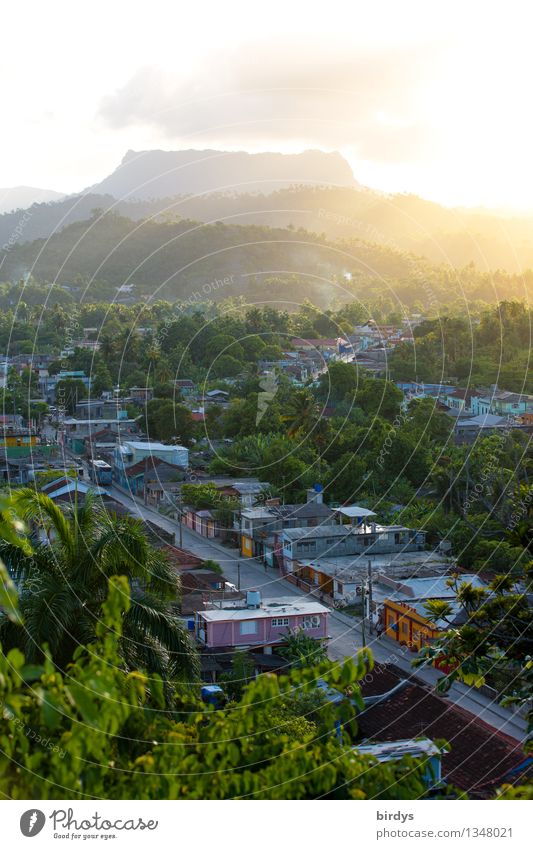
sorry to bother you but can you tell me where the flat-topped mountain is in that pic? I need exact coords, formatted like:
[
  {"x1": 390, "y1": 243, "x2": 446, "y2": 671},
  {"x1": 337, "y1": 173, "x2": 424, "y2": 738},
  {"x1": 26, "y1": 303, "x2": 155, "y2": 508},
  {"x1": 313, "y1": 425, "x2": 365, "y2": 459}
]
[{"x1": 88, "y1": 148, "x2": 358, "y2": 199}]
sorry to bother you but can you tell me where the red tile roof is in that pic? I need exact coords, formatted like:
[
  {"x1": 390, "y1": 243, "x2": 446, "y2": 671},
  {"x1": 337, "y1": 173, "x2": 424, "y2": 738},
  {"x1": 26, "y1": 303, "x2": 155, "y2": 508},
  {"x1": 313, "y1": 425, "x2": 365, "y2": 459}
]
[{"x1": 358, "y1": 664, "x2": 524, "y2": 796}]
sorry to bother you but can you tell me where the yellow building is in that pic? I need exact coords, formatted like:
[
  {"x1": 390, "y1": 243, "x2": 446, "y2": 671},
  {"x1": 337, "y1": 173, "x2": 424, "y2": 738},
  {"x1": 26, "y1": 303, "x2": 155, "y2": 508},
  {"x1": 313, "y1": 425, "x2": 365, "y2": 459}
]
[{"x1": 383, "y1": 598, "x2": 440, "y2": 652}]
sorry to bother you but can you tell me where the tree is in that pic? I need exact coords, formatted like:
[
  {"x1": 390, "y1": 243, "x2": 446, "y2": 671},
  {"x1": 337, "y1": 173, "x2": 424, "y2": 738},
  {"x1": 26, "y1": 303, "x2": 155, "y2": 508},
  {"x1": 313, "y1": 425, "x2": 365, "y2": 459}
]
[
  {"x1": 279, "y1": 629, "x2": 328, "y2": 668},
  {"x1": 54, "y1": 378, "x2": 87, "y2": 414},
  {"x1": 283, "y1": 389, "x2": 320, "y2": 437},
  {"x1": 219, "y1": 651, "x2": 255, "y2": 700},
  {"x1": 415, "y1": 566, "x2": 533, "y2": 732},
  {"x1": 0, "y1": 490, "x2": 199, "y2": 700},
  {"x1": 318, "y1": 361, "x2": 358, "y2": 402},
  {"x1": 145, "y1": 399, "x2": 195, "y2": 444}
]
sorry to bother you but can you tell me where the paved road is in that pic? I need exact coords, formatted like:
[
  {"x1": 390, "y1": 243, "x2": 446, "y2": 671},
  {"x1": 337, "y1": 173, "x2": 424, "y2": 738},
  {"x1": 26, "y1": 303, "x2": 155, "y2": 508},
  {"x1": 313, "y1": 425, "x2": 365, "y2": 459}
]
[{"x1": 108, "y1": 483, "x2": 528, "y2": 742}]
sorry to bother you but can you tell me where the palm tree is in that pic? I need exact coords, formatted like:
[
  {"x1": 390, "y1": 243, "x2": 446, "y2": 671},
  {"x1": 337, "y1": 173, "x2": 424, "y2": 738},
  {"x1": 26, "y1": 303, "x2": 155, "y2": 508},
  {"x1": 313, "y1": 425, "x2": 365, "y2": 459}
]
[
  {"x1": 283, "y1": 389, "x2": 319, "y2": 437},
  {"x1": 0, "y1": 489, "x2": 199, "y2": 696}
]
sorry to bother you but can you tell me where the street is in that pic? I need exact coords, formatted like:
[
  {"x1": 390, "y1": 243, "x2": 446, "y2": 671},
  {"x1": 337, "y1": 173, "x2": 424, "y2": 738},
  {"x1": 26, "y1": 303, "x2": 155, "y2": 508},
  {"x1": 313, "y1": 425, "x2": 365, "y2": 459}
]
[{"x1": 107, "y1": 480, "x2": 528, "y2": 742}]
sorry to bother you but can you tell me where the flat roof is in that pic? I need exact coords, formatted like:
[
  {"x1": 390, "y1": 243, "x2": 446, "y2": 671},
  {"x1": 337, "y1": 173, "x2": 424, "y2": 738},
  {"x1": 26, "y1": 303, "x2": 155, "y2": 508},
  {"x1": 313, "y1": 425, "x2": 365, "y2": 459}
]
[
  {"x1": 122, "y1": 441, "x2": 188, "y2": 451},
  {"x1": 198, "y1": 597, "x2": 328, "y2": 622},
  {"x1": 388, "y1": 574, "x2": 486, "y2": 599},
  {"x1": 283, "y1": 523, "x2": 416, "y2": 542},
  {"x1": 333, "y1": 505, "x2": 377, "y2": 518},
  {"x1": 299, "y1": 550, "x2": 450, "y2": 582}
]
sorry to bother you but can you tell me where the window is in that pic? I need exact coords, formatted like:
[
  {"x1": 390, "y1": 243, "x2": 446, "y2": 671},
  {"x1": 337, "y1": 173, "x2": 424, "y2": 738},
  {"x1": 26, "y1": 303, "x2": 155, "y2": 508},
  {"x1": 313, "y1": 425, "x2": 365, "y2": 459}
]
[
  {"x1": 239, "y1": 620, "x2": 258, "y2": 635},
  {"x1": 326, "y1": 538, "x2": 335, "y2": 545},
  {"x1": 401, "y1": 621, "x2": 408, "y2": 635},
  {"x1": 271, "y1": 617, "x2": 289, "y2": 627},
  {"x1": 302, "y1": 615, "x2": 321, "y2": 630}
]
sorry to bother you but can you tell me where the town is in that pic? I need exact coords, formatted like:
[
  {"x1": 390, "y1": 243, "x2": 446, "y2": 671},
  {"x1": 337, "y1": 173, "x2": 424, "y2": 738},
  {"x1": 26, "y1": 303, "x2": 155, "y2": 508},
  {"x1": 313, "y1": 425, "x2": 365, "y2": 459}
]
[{"x1": 1, "y1": 297, "x2": 531, "y2": 799}]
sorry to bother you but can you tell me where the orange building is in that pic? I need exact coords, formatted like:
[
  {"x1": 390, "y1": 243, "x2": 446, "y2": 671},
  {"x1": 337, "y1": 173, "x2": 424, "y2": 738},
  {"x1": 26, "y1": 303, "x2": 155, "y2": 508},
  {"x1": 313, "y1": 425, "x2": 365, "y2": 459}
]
[{"x1": 383, "y1": 599, "x2": 441, "y2": 652}]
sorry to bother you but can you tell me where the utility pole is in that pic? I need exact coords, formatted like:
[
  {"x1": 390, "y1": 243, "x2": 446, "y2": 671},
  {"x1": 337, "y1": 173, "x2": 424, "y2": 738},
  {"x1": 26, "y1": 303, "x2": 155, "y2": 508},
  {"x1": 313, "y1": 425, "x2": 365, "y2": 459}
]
[
  {"x1": 178, "y1": 489, "x2": 183, "y2": 548},
  {"x1": 143, "y1": 454, "x2": 148, "y2": 506},
  {"x1": 237, "y1": 561, "x2": 241, "y2": 592},
  {"x1": 367, "y1": 559, "x2": 373, "y2": 635},
  {"x1": 360, "y1": 581, "x2": 366, "y2": 647}
]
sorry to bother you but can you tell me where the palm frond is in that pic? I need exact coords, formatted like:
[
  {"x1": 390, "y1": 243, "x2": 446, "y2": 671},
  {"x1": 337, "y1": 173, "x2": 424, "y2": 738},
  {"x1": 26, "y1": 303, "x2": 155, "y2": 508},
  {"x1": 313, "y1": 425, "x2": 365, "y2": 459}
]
[{"x1": 13, "y1": 488, "x2": 75, "y2": 559}]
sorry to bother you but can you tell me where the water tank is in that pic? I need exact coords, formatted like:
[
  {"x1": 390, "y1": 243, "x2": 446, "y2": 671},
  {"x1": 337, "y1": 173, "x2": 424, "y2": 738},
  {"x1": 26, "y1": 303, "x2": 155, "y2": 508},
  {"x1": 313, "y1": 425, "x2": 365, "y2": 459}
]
[
  {"x1": 187, "y1": 618, "x2": 195, "y2": 631},
  {"x1": 246, "y1": 589, "x2": 261, "y2": 609}
]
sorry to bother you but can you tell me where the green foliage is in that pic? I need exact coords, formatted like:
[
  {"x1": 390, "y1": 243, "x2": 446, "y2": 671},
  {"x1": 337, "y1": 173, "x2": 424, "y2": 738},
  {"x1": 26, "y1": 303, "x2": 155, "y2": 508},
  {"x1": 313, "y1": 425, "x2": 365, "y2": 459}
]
[
  {"x1": 0, "y1": 596, "x2": 435, "y2": 800},
  {"x1": 0, "y1": 489, "x2": 199, "y2": 698},
  {"x1": 415, "y1": 565, "x2": 533, "y2": 733},
  {"x1": 279, "y1": 629, "x2": 329, "y2": 668},
  {"x1": 144, "y1": 399, "x2": 195, "y2": 445},
  {"x1": 54, "y1": 378, "x2": 87, "y2": 414}
]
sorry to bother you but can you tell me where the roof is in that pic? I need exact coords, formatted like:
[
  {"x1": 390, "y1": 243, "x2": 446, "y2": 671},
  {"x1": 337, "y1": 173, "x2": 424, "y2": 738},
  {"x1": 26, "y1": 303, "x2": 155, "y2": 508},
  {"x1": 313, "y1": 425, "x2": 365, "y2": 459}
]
[
  {"x1": 357, "y1": 664, "x2": 524, "y2": 796},
  {"x1": 161, "y1": 544, "x2": 204, "y2": 569},
  {"x1": 456, "y1": 414, "x2": 510, "y2": 428},
  {"x1": 273, "y1": 502, "x2": 334, "y2": 520},
  {"x1": 333, "y1": 505, "x2": 377, "y2": 519},
  {"x1": 384, "y1": 574, "x2": 486, "y2": 600},
  {"x1": 198, "y1": 597, "x2": 328, "y2": 622},
  {"x1": 283, "y1": 523, "x2": 417, "y2": 542},
  {"x1": 46, "y1": 481, "x2": 107, "y2": 499},
  {"x1": 122, "y1": 440, "x2": 187, "y2": 452}
]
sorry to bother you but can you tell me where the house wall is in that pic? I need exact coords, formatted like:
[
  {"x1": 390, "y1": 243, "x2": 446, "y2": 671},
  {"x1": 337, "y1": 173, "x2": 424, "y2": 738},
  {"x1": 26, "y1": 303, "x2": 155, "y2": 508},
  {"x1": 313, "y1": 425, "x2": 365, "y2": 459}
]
[
  {"x1": 383, "y1": 599, "x2": 439, "y2": 652},
  {"x1": 283, "y1": 529, "x2": 424, "y2": 565},
  {"x1": 241, "y1": 534, "x2": 253, "y2": 557}
]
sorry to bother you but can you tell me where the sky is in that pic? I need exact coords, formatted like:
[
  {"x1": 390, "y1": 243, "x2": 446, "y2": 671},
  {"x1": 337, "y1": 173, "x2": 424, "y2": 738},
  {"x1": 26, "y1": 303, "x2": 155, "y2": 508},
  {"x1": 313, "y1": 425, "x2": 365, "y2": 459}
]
[{"x1": 2, "y1": 0, "x2": 533, "y2": 210}]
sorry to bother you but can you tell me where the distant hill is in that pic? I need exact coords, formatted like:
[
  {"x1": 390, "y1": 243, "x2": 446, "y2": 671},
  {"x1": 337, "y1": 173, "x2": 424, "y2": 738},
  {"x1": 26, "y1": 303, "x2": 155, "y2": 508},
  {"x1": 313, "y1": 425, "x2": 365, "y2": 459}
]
[
  {"x1": 2, "y1": 182, "x2": 533, "y2": 274},
  {"x1": 0, "y1": 212, "x2": 423, "y2": 306},
  {"x1": 88, "y1": 148, "x2": 358, "y2": 199},
  {"x1": 0, "y1": 186, "x2": 64, "y2": 215}
]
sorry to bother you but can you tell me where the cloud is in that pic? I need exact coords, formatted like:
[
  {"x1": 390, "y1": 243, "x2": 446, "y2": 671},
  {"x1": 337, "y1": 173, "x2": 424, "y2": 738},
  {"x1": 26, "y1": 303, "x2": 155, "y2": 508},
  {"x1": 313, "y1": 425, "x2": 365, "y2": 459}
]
[{"x1": 98, "y1": 42, "x2": 440, "y2": 162}]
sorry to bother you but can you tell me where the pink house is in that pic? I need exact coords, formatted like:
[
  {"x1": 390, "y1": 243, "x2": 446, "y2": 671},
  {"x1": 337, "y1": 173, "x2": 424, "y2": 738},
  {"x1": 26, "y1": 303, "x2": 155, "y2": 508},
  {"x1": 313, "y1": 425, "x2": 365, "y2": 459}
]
[{"x1": 195, "y1": 596, "x2": 329, "y2": 650}]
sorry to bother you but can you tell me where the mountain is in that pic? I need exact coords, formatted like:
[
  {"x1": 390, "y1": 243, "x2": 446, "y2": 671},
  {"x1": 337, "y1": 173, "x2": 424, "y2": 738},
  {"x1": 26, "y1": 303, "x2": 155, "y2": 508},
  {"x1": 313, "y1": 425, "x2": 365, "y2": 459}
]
[
  {"x1": 0, "y1": 186, "x2": 64, "y2": 215},
  {"x1": 88, "y1": 148, "x2": 358, "y2": 199}
]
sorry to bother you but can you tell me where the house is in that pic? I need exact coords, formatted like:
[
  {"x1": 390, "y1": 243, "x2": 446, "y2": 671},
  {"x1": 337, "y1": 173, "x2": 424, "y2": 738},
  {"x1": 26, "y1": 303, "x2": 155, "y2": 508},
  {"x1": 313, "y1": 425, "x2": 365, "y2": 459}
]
[
  {"x1": 471, "y1": 387, "x2": 533, "y2": 417},
  {"x1": 290, "y1": 337, "x2": 345, "y2": 358},
  {"x1": 145, "y1": 479, "x2": 182, "y2": 507},
  {"x1": 63, "y1": 418, "x2": 138, "y2": 454},
  {"x1": 0, "y1": 428, "x2": 38, "y2": 456},
  {"x1": 195, "y1": 593, "x2": 329, "y2": 651},
  {"x1": 282, "y1": 523, "x2": 426, "y2": 574},
  {"x1": 376, "y1": 573, "x2": 486, "y2": 652},
  {"x1": 182, "y1": 506, "x2": 218, "y2": 538},
  {"x1": 113, "y1": 440, "x2": 189, "y2": 490},
  {"x1": 454, "y1": 413, "x2": 513, "y2": 445},
  {"x1": 439, "y1": 388, "x2": 480, "y2": 413},
  {"x1": 173, "y1": 379, "x2": 196, "y2": 396},
  {"x1": 40, "y1": 475, "x2": 111, "y2": 503},
  {"x1": 129, "y1": 386, "x2": 155, "y2": 405},
  {"x1": 214, "y1": 479, "x2": 269, "y2": 507},
  {"x1": 239, "y1": 489, "x2": 335, "y2": 559},
  {"x1": 357, "y1": 663, "x2": 525, "y2": 796},
  {"x1": 40, "y1": 370, "x2": 91, "y2": 403},
  {"x1": 114, "y1": 454, "x2": 183, "y2": 497},
  {"x1": 281, "y1": 522, "x2": 429, "y2": 600}
]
